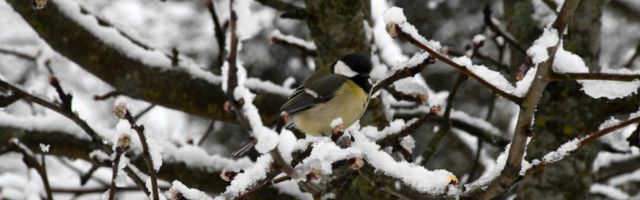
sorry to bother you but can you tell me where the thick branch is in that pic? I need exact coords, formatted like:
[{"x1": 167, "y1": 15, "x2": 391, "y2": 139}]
[{"x1": 7, "y1": 0, "x2": 286, "y2": 124}]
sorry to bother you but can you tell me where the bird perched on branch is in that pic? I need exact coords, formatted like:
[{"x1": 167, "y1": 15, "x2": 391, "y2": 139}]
[{"x1": 232, "y1": 53, "x2": 373, "y2": 157}]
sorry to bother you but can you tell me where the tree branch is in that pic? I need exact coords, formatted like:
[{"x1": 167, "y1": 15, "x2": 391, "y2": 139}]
[
  {"x1": 6, "y1": 140, "x2": 53, "y2": 200},
  {"x1": 371, "y1": 55, "x2": 435, "y2": 95},
  {"x1": 524, "y1": 115, "x2": 640, "y2": 176},
  {"x1": 122, "y1": 110, "x2": 159, "y2": 200},
  {"x1": 206, "y1": 0, "x2": 226, "y2": 70},
  {"x1": 388, "y1": 24, "x2": 523, "y2": 103},
  {"x1": 6, "y1": 0, "x2": 286, "y2": 125},
  {"x1": 462, "y1": 1, "x2": 582, "y2": 199}
]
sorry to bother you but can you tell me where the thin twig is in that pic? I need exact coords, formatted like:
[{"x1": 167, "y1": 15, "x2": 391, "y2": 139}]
[
  {"x1": 624, "y1": 42, "x2": 640, "y2": 69},
  {"x1": 108, "y1": 149, "x2": 125, "y2": 200},
  {"x1": 371, "y1": 56, "x2": 435, "y2": 94},
  {"x1": 0, "y1": 78, "x2": 103, "y2": 144},
  {"x1": 390, "y1": 24, "x2": 523, "y2": 103},
  {"x1": 378, "y1": 107, "x2": 440, "y2": 149},
  {"x1": 0, "y1": 47, "x2": 37, "y2": 60},
  {"x1": 9, "y1": 140, "x2": 53, "y2": 200},
  {"x1": 93, "y1": 90, "x2": 121, "y2": 101},
  {"x1": 123, "y1": 110, "x2": 159, "y2": 200},
  {"x1": 51, "y1": 186, "x2": 170, "y2": 195},
  {"x1": 133, "y1": 104, "x2": 155, "y2": 120},
  {"x1": 198, "y1": 120, "x2": 216, "y2": 146},
  {"x1": 462, "y1": 1, "x2": 582, "y2": 199},
  {"x1": 525, "y1": 115, "x2": 640, "y2": 176},
  {"x1": 551, "y1": 72, "x2": 640, "y2": 81},
  {"x1": 483, "y1": 5, "x2": 527, "y2": 55},
  {"x1": 234, "y1": 175, "x2": 291, "y2": 200},
  {"x1": 422, "y1": 73, "x2": 467, "y2": 164},
  {"x1": 206, "y1": 0, "x2": 226, "y2": 70}
]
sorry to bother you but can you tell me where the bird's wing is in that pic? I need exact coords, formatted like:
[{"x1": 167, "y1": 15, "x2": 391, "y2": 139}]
[{"x1": 279, "y1": 74, "x2": 347, "y2": 115}]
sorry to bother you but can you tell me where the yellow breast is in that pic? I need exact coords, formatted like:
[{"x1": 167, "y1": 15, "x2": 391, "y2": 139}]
[{"x1": 293, "y1": 80, "x2": 369, "y2": 136}]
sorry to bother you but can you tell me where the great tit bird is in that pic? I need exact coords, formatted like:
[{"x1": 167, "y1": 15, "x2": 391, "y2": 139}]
[{"x1": 232, "y1": 53, "x2": 373, "y2": 157}]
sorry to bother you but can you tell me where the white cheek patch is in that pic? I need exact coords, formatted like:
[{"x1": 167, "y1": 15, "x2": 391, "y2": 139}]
[
  {"x1": 334, "y1": 61, "x2": 358, "y2": 77},
  {"x1": 305, "y1": 89, "x2": 319, "y2": 98}
]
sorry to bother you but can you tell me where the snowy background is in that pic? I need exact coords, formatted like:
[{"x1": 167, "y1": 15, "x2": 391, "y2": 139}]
[{"x1": 1, "y1": 0, "x2": 639, "y2": 199}]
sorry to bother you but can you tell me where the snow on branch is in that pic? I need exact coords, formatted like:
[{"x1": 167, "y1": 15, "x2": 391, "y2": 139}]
[
  {"x1": 522, "y1": 111, "x2": 640, "y2": 176},
  {"x1": 383, "y1": 7, "x2": 523, "y2": 103},
  {"x1": 269, "y1": 30, "x2": 317, "y2": 56}
]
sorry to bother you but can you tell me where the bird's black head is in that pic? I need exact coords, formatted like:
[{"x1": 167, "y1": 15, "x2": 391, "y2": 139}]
[
  {"x1": 332, "y1": 53, "x2": 372, "y2": 92},
  {"x1": 332, "y1": 53, "x2": 372, "y2": 78}
]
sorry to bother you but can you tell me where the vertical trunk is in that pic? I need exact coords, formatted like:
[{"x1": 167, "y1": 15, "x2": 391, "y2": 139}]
[{"x1": 304, "y1": 0, "x2": 371, "y2": 68}]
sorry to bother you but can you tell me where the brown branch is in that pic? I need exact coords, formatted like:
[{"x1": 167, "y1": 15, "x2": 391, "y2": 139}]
[
  {"x1": 108, "y1": 149, "x2": 125, "y2": 200},
  {"x1": 0, "y1": 78, "x2": 103, "y2": 144},
  {"x1": 123, "y1": 110, "x2": 159, "y2": 200},
  {"x1": 551, "y1": 72, "x2": 640, "y2": 81},
  {"x1": 255, "y1": 0, "x2": 307, "y2": 19},
  {"x1": 378, "y1": 106, "x2": 440, "y2": 150},
  {"x1": 8, "y1": 0, "x2": 287, "y2": 125},
  {"x1": 0, "y1": 46, "x2": 37, "y2": 60},
  {"x1": 198, "y1": 120, "x2": 216, "y2": 146},
  {"x1": 388, "y1": 24, "x2": 523, "y2": 103},
  {"x1": 525, "y1": 115, "x2": 640, "y2": 176},
  {"x1": 8, "y1": 140, "x2": 53, "y2": 200},
  {"x1": 134, "y1": 104, "x2": 155, "y2": 120},
  {"x1": 92, "y1": 90, "x2": 121, "y2": 101},
  {"x1": 385, "y1": 86, "x2": 428, "y2": 105},
  {"x1": 234, "y1": 175, "x2": 290, "y2": 200},
  {"x1": 461, "y1": 1, "x2": 582, "y2": 199},
  {"x1": 206, "y1": 0, "x2": 226, "y2": 70},
  {"x1": 52, "y1": 186, "x2": 171, "y2": 195},
  {"x1": 0, "y1": 79, "x2": 150, "y2": 196},
  {"x1": 371, "y1": 55, "x2": 435, "y2": 94},
  {"x1": 49, "y1": 76, "x2": 73, "y2": 113}
]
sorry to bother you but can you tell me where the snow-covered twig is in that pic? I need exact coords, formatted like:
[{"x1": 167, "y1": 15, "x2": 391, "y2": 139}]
[
  {"x1": 523, "y1": 114, "x2": 640, "y2": 176},
  {"x1": 385, "y1": 19, "x2": 523, "y2": 103},
  {"x1": 6, "y1": 139, "x2": 53, "y2": 200},
  {"x1": 121, "y1": 109, "x2": 160, "y2": 200},
  {"x1": 0, "y1": 78, "x2": 104, "y2": 144},
  {"x1": 378, "y1": 106, "x2": 440, "y2": 161},
  {"x1": 269, "y1": 30, "x2": 317, "y2": 56},
  {"x1": 371, "y1": 55, "x2": 435, "y2": 94},
  {"x1": 462, "y1": 1, "x2": 582, "y2": 199},
  {"x1": 233, "y1": 175, "x2": 291, "y2": 200}
]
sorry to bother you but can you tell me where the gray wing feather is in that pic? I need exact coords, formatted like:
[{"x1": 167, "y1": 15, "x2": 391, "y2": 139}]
[{"x1": 279, "y1": 75, "x2": 346, "y2": 115}]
